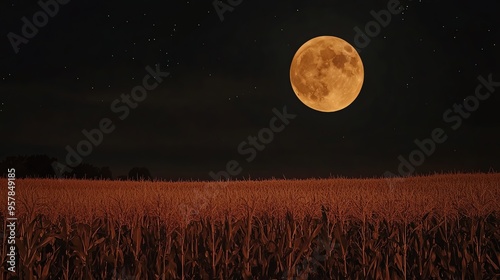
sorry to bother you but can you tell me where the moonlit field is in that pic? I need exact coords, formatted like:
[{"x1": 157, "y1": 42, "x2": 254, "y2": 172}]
[
  {"x1": 2, "y1": 0, "x2": 499, "y2": 279},
  {"x1": 1, "y1": 173, "x2": 499, "y2": 279}
]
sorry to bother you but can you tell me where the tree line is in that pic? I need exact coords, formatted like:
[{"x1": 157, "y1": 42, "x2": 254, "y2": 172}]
[{"x1": 0, "y1": 154, "x2": 152, "y2": 180}]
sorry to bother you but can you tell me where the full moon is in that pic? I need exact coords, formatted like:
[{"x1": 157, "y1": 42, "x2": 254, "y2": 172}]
[{"x1": 290, "y1": 36, "x2": 364, "y2": 112}]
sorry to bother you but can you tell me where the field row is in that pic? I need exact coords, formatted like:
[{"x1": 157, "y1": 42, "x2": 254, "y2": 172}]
[
  {"x1": 1, "y1": 173, "x2": 498, "y2": 225},
  {"x1": 1, "y1": 212, "x2": 499, "y2": 279}
]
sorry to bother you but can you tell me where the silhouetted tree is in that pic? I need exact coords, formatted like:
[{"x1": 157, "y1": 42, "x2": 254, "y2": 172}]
[
  {"x1": 116, "y1": 175, "x2": 128, "y2": 181},
  {"x1": 64, "y1": 164, "x2": 113, "y2": 179},
  {"x1": 128, "y1": 167, "x2": 152, "y2": 181},
  {"x1": 99, "y1": 166, "x2": 113, "y2": 180},
  {"x1": 0, "y1": 154, "x2": 57, "y2": 178},
  {"x1": 0, "y1": 154, "x2": 114, "y2": 179},
  {"x1": 64, "y1": 163, "x2": 98, "y2": 179}
]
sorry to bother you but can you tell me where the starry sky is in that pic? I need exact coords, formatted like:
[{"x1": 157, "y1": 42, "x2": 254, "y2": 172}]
[{"x1": 0, "y1": 0, "x2": 499, "y2": 180}]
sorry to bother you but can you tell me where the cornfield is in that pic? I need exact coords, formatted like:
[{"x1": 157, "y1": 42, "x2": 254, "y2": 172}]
[{"x1": 0, "y1": 173, "x2": 499, "y2": 279}]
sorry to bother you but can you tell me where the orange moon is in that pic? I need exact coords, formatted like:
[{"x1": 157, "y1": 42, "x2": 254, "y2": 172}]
[{"x1": 290, "y1": 36, "x2": 364, "y2": 112}]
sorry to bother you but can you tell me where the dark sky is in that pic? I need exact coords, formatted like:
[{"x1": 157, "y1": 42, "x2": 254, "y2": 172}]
[{"x1": 0, "y1": 0, "x2": 499, "y2": 180}]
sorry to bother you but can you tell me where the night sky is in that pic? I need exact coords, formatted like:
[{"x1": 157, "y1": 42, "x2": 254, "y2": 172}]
[{"x1": 0, "y1": 0, "x2": 499, "y2": 180}]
